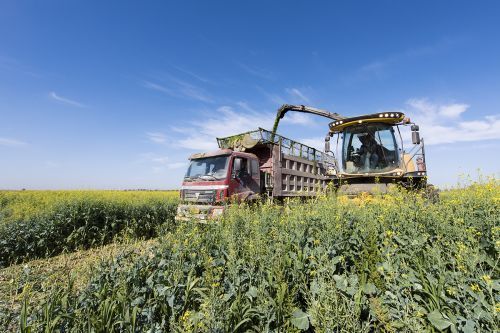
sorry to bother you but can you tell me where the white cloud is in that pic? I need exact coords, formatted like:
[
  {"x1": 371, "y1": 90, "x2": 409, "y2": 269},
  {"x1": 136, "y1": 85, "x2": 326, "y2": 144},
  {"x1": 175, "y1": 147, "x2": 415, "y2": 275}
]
[
  {"x1": 297, "y1": 98, "x2": 500, "y2": 152},
  {"x1": 406, "y1": 98, "x2": 469, "y2": 119},
  {"x1": 259, "y1": 89, "x2": 286, "y2": 105},
  {"x1": 142, "y1": 81, "x2": 174, "y2": 95},
  {"x1": 148, "y1": 104, "x2": 275, "y2": 151},
  {"x1": 236, "y1": 101, "x2": 258, "y2": 113},
  {"x1": 146, "y1": 132, "x2": 168, "y2": 144},
  {"x1": 49, "y1": 92, "x2": 85, "y2": 108},
  {"x1": 285, "y1": 88, "x2": 311, "y2": 104},
  {"x1": 139, "y1": 153, "x2": 187, "y2": 173},
  {"x1": 172, "y1": 65, "x2": 211, "y2": 84},
  {"x1": 167, "y1": 162, "x2": 188, "y2": 169},
  {"x1": 0, "y1": 137, "x2": 27, "y2": 146},
  {"x1": 282, "y1": 112, "x2": 315, "y2": 126},
  {"x1": 45, "y1": 160, "x2": 60, "y2": 168},
  {"x1": 237, "y1": 63, "x2": 274, "y2": 80},
  {"x1": 346, "y1": 39, "x2": 460, "y2": 85},
  {"x1": 151, "y1": 156, "x2": 169, "y2": 164},
  {"x1": 297, "y1": 137, "x2": 326, "y2": 150},
  {"x1": 175, "y1": 105, "x2": 275, "y2": 151},
  {"x1": 439, "y1": 103, "x2": 468, "y2": 118},
  {"x1": 142, "y1": 78, "x2": 213, "y2": 103},
  {"x1": 401, "y1": 98, "x2": 500, "y2": 145},
  {"x1": 176, "y1": 136, "x2": 218, "y2": 151}
]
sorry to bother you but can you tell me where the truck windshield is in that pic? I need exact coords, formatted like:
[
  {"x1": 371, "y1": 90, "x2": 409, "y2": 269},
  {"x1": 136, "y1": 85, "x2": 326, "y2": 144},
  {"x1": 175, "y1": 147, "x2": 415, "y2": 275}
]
[
  {"x1": 185, "y1": 156, "x2": 229, "y2": 180},
  {"x1": 342, "y1": 123, "x2": 399, "y2": 174}
]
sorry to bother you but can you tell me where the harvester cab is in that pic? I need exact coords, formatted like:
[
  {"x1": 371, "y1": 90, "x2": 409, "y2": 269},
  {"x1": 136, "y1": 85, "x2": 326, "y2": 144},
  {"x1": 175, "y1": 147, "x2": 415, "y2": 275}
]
[
  {"x1": 326, "y1": 112, "x2": 427, "y2": 190},
  {"x1": 272, "y1": 104, "x2": 428, "y2": 194}
]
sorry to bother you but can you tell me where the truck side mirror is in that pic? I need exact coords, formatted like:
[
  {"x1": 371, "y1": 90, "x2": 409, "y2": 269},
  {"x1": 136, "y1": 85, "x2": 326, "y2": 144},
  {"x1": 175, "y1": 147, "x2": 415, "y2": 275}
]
[
  {"x1": 232, "y1": 158, "x2": 242, "y2": 178},
  {"x1": 324, "y1": 138, "x2": 330, "y2": 152},
  {"x1": 412, "y1": 131, "x2": 421, "y2": 145}
]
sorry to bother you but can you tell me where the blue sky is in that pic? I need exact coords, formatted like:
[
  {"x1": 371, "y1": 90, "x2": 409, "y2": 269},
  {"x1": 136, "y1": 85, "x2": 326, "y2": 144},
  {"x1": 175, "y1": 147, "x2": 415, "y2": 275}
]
[{"x1": 1, "y1": 1, "x2": 499, "y2": 189}]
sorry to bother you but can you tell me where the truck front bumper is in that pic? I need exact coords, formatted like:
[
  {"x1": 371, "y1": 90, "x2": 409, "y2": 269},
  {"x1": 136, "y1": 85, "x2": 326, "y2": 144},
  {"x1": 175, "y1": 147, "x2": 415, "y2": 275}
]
[{"x1": 175, "y1": 204, "x2": 225, "y2": 222}]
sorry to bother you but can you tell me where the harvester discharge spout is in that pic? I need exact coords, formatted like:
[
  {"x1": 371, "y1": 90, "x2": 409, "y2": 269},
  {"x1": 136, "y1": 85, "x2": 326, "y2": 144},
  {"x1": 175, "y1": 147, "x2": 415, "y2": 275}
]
[{"x1": 271, "y1": 104, "x2": 345, "y2": 142}]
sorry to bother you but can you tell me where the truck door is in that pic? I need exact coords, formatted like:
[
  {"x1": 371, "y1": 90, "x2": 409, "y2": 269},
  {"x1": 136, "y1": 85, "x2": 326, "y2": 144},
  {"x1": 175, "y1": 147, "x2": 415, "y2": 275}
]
[{"x1": 230, "y1": 156, "x2": 260, "y2": 200}]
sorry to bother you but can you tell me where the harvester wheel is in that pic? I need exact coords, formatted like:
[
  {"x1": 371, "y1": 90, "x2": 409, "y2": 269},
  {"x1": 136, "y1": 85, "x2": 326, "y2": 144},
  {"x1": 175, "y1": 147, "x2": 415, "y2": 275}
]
[{"x1": 423, "y1": 184, "x2": 439, "y2": 203}]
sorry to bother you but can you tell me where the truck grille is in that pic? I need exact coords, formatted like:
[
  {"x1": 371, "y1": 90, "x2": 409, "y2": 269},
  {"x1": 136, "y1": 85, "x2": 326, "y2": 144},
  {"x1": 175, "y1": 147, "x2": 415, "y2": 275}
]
[{"x1": 183, "y1": 189, "x2": 216, "y2": 203}]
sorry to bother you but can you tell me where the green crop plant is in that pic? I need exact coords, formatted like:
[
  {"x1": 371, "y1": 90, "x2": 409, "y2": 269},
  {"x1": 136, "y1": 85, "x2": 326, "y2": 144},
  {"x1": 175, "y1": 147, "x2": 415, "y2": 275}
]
[
  {"x1": 0, "y1": 191, "x2": 179, "y2": 267},
  {"x1": 1, "y1": 179, "x2": 499, "y2": 332}
]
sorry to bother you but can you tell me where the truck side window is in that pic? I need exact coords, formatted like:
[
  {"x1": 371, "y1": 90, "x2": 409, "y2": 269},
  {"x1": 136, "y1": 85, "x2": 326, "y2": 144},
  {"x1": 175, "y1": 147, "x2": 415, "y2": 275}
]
[
  {"x1": 251, "y1": 160, "x2": 259, "y2": 177},
  {"x1": 233, "y1": 157, "x2": 248, "y2": 178}
]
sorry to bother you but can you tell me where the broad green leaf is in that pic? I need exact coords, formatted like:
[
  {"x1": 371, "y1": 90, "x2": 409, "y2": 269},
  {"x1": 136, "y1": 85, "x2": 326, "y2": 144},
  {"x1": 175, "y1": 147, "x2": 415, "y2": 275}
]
[
  {"x1": 462, "y1": 320, "x2": 475, "y2": 333},
  {"x1": 290, "y1": 309, "x2": 309, "y2": 330},
  {"x1": 363, "y1": 282, "x2": 377, "y2": 295},
  {"x1": 427, "y1": 310, "x2": 452, "y2": 330}
]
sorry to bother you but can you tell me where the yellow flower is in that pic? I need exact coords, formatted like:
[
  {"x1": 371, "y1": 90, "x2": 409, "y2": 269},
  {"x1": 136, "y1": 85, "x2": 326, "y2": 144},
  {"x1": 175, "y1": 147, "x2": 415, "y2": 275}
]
[
  {"x1": 481, "y1": 275, "x2": 492, "y2": 285},
  {"x1": 313, "y1": 239, "x2": 320, "y2": 246},
  {"x1": 470, "y1": 283, "x2": 481, "y2": 292},
  {"x1": 181, "y1": 310, "x2": 191, "y2": 322}
]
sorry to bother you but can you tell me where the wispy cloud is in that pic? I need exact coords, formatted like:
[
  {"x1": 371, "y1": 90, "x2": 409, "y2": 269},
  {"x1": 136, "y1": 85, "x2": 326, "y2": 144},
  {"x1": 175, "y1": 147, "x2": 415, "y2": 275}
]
[
  {"x1": 237, "y1": 62, "x2": 275, "y2": 80},
  {"x1": 45, "y1": 160, "x2": 60, "y2": 168},
  {"x1": 236, "y1": 101, "x2": 258, "y2": 113},
  {"x1": 142, "y1": 77, "x2": 213, "y2": 103},
  {"x1": 0, "y1": 55, "x2": 42, "y2": 77},
  {"x1": 148, "y1": 104, "x2": 275, "y2": 151},
  {"x1": 172, "y1": 65, "x2": 212, "y2": 84},
  {"x1": 349, "y1": 38, "x2": 460, "y2": 83},
  {"x1": 282, "y1": 112, "x2": 316, "y2": 126},
  {"x1": 146, "y1": 132, "x2": 168, "y2": 144},
  {"x1": 139, "y1": 153, "x2": 187, "y2": 173},
  {"x1": 142, "y1": 81, "x2": 173, "y2": 95},
  {"x1": 393, "y1": 98, "x2": 500, "y2": 145},
  {"x1": 296, "y1": 137, "x2": 325, "y2": 150},
  {"x1": 257, "y1": 86, "x2": 286, "y2": 105},
  {"x1": 49, "y1": 92, "x2": 85, "y2": 108},
  {"x1": 285, "y1": 87, "x2": 311, "y2": 104},
  {"x1": 258, "y1": 86, "x2": 315, "y2": 107},
  {"x1": 166, "y1": 162, "x2": 188, "y2": 169},
  {"x1": 176, "y1": 105, "x2": 274, "y2": 151},
  {"x1": 0, "y1": 137, "x2": 27, "y2": 147}
]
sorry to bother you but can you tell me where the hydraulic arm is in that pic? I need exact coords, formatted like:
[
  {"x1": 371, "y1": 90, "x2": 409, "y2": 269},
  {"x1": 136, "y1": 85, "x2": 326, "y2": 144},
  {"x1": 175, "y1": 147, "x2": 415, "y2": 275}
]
[{"x1": 271, "y1": 104, "x2": 345, "y2": 141}]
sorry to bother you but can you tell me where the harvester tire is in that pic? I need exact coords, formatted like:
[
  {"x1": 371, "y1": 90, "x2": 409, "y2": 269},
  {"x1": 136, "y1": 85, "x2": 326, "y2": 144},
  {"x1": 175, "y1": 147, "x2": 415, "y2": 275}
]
[{"x1": 423, "y1": 184, "x2": 439, "y2": 203}]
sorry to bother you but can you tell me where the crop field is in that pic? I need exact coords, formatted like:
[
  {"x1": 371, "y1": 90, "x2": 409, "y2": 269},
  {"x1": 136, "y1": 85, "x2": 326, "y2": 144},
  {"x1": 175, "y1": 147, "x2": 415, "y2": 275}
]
[
  {"x1": 0, "y1": 190, "x2": 179, "y2": 267},
  {"x1": 0, "y1": 182, "x2": 499, "y2": 332}
]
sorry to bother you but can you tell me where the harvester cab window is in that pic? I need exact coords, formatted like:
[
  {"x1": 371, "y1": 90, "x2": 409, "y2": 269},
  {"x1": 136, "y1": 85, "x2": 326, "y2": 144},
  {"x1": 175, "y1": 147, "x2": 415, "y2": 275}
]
[{"x1": 342, "y1": 124, "x2": 399, "y2": 173}]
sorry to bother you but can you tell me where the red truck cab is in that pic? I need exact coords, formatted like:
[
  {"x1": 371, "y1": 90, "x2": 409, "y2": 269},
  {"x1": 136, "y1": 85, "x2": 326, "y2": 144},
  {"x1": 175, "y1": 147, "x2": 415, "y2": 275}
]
[{"x1": 175, "y1": 149, "x2": 261, "y2": 221}]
